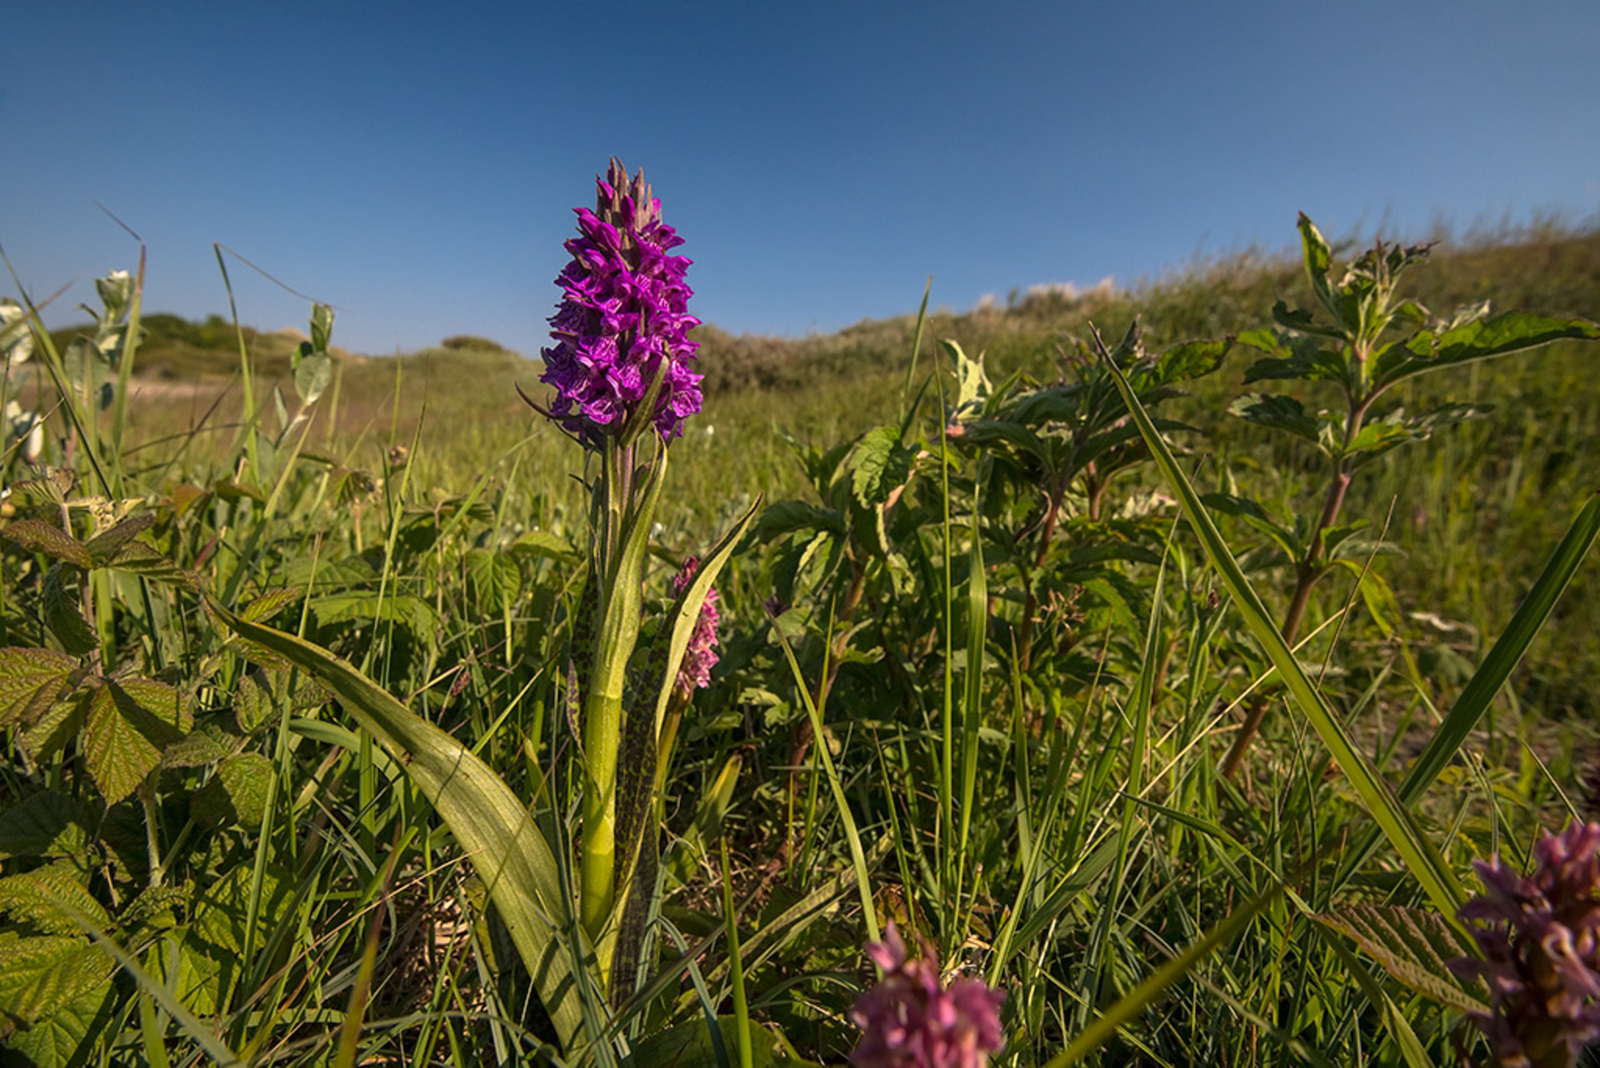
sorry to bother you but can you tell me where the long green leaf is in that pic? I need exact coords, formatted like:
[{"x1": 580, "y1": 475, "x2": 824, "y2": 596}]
[
  {"x1": 211, "y1": 604, "x2": 591, "y2": 1051},
  {"x1": 1098, "y1": 340, "x2": 1465, "y2": 918}
]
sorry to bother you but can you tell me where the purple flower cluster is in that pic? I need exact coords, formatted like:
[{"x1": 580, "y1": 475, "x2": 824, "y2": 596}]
[
  {"x1": 540, "y1": 159, "x2": 702, "y2": 445},
  {"x1": 671, "y1": 557, "x2": 720, "y2": 697},
  {"x1": 850, "y1": 923, "x2": 1006, "y2": 1068},
  {"x1": 1451, "y1": 820, "x2": 1600, "y2": 1068}
]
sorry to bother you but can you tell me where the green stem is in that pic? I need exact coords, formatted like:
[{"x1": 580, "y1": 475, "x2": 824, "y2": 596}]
[{"x1": 579, "y1": 439, "x2": 661, "y2": 966}]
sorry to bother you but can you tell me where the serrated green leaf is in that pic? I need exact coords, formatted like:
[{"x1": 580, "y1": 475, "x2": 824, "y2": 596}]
[
  {"x1": 82, "y1": 679, "x2": 187, "y2": 804},
  {"x1": 508, "y1": 528, "x2": 582, "y2": 566},
  {"x1": 848, "y1": 425, "x2": 916, "y2": 509},
  {"x1": 1154, "y1": 337, "x2": 1230, "y2": 382},
  {"x1": 0, "y1": 519, "x2": 92, "y2": 569},
  {"x1": 0, "y1": 962, "x2": 118, "y2": 1062},
  {"x1": 83, "y1": 513, "x2": 155, "y2": 567},
  {"x1": 1372, "y1": 311, "x2": 1600, "y2": 390},
  {"x1": 104, "y1": 540, "x2": 195, "y2": 588},
  {"x1": 755, "y1": 500, "x2": 847, "y2": 543},
  {"x1": 1229, "y1": 393, "x2": 1323, "y2": 445},
  {"x1": 1318, "y1": 906, "x2": 1488, "y2": 1015},
  {"x1": 240, "y1": 587, "x2": 303, "y2": 623},
  {"x1": 42, "y1": 566, "x2": 98, "y2": 656},
  {"x1": 162, "y1": 721, "x2": 243, "y2": 767},
  {"x1": 0, "y1": 934, "x2": 114, "y2": 1031},
  {"x1": 465, "y1": 548, "x2": 522, "y2": 612},
  {"x1": 0, "y1": 862, "x2": 110, "y2": 935},
  {"x1": 17, "y1": 695, "x2": 89, "y2": 764},
  {"x1": 0, "y1": 646, "x2": 79, "y2": 728},
  {"x1": 311, "y1": 591, "x2": 439, "y2": 645},
  {"x1": 0, "y1": 791, "x2": 93, "y2": 862},
  {"x1": 232, "y1": 671, "x2": 276, "y2": 734},
  {"x1": 191, "y1": 752, "x2": 273, "y2": 831}
]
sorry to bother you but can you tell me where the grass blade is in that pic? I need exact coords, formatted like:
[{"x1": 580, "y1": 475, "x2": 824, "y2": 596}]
[
  {"x1": 1096, "y1": 332, "x2": 1465, "y2": 918},
  {"x1": 210, "y1": 603, "x2": 592, "y2": 1052}
]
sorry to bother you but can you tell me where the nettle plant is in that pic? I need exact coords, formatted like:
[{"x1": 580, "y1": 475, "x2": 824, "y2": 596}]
[{"x1": 1214, "y1": 213, "x2": 1599, "y2": 776}]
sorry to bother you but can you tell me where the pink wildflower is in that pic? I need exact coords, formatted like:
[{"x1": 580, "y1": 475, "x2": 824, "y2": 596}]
[
  {"x1": 1451, "y1": 819, "x2": 1600, "y2": 1068},
  {"x1": 850, "y1": 923, "x2": 1006, "y2": 1068},
  {"x1": 671, "y1": 557, "x2": 720, "y2": 697}
]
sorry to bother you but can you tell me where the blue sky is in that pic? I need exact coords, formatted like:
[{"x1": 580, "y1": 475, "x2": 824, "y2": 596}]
[{"x1": 3, "y1": 1, "x2": 1597, "y2": 357}]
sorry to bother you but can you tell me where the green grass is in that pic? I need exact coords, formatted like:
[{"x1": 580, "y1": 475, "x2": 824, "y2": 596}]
[{"x1": 2, "y1": 220, "x2": 1598, "y2": 1066}]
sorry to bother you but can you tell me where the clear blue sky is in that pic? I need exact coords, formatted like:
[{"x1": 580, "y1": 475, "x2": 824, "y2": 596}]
[{"x1": 4, "y1": 1, "x2": 1597, "y2": 357}]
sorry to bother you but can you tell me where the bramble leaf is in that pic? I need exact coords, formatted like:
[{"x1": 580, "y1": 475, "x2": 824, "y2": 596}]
[
  {"x1": 82, "y1": 679, "x2": 187, "y2": 804},
  {"x1": 0, "y1": 647, "x2": 80, "y2": 728},
  {"x1": 0, "y1": 519, "x2": 92, "y2": 569},
  {"x1": 192, "y1": 752, "x2": 274, "y2": 830},
  {"x1": 0, "y1": 862, "x2": 109, "y2": 936},
  {"x1": 0, "y1": 934, "x2": 115, "y2": 1034},
  {"x1": 0, "y1": 791, "x2": 94, "y2": 862},
  {"x1": 42, "y1": 566, "x2": 98, "y2": 656},
  {"x1": 83, "y1": 513, "x2": 155, "y2": 567},
  {"x1": 103, "y1": 540, "x2": 195, "y2": 589},
  {"x1": 466, "y1": 547, "x2": 522, "y2": 613}
]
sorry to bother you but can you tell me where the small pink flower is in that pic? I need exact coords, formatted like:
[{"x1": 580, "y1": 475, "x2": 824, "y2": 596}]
[
  {"x1": 850, "y1": 923, "x2": 1006, "y2": 1068},
  {"x1": 671, "y1": 557, "x2": 720, "y2": 697},
  {"x1": 1451, "y1": 819, "x2": 1600, "y2": 1067}
]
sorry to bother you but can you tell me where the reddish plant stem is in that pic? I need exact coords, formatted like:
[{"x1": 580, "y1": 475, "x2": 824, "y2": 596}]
[{"x1": 1221, "y1": 392, "x2": 1370, "y2": 781}]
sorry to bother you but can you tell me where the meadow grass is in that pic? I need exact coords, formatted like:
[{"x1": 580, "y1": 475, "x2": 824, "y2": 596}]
[{"x1": 1, "y1": 220, "x2": 1598, "y2": 1066}]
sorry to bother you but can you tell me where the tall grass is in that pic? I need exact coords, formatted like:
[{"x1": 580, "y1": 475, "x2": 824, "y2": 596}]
[{"x1": 1, "y1": 219, "x2": 1597, "y2": 1066}]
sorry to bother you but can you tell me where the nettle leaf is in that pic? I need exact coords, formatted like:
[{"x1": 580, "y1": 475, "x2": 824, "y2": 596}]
[
  {"x1": 0, "y1": 934, "x2": 115, "y2": 1034},
  {"x1": 466, "y1": 548, "x2": 522, "y2": 612},
  {"x1": 848, "y1": 425, "x2": 917, "y2": 509},
  {"x1": 0, "y1": 519, "x2": 92, "y2": 569},
  {"x1": 311, "y1": 591, "x2": 440, "y2": 645},
  {"x1": 0, "y1": 646, "x2": 80, "y2": 728},
  {"x1": 83, "y1": 679, "x2": 188, "y2": 804},
  {"x1": 281, "y1": 552, "x2": 379, "y2": 592},
  {"x1": 83, "y1": 513, "x2": 155, "y2": 567},
  {"x1": 1319, "y1": 905, "x2": 1489, "y2": 1015},
  {"x1": 509, "y1": 528, "x2": 582, "y2": 567},
  {"x1": 1372, "y1": 311, "x2": 1600, "y2": 390},
  {"x1": 0, "y1": 861, "x2": 109, "y2": 936},
  {"x1": 192, "y1": 752, "x2": 274, "y2": 831},
  {"x1": 1239, "y1": 332, "x2": 1351, "y2": 386},
  {"x1": 1229, "y1": 393, "x2": 1323, "y2": 445},
  {"x1": 1153, "y1": 337, "x2": 1231, "y2": 383},
  {"x1": 0, "y1": 791, "x2": 94, "y2": 862},
  {"x1": 42, "y1": 566, "x2": 98, "y2": 656},
  {"x1": 756, "y1": 500, "x2": 848, "y2": 543}
]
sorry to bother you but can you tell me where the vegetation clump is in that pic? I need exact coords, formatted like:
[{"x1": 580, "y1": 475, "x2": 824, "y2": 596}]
[{"x1": 1, "y1": 196, "x2": 1598, "y2": 1066}]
